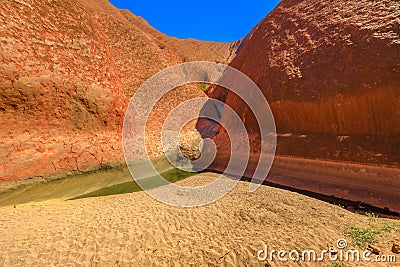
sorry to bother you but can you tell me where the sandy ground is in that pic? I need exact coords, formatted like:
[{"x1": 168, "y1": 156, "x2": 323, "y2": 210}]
[{"x1": 0, "y1": 173, "x2": 398, "y2": 267}]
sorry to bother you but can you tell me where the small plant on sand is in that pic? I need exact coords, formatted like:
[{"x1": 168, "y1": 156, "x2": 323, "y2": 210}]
[
  {"x1": 365, "y1": 212, "x2": 378, "y2": 220},
  {"x1": 13, "y1": 204, "x2": 16, "y2": 208},
  {"x1": 330, "y1": 261, "x2": 346, "y2": 267},
  {"x1": 345, "y1": 221, "x2": 399, "y2": 249},
  {"x1": 365, "y1": 212, "x2": 378, "y2": 219},
  {"x1": 345, "y1": 225, "x2": 379, "y2": 248},
  {"x1": 381, "y1": 222, "x2": 399, "y2": 233},
  {"x1": 197, "y1": 83, "x2": 208, "y2": 91}
]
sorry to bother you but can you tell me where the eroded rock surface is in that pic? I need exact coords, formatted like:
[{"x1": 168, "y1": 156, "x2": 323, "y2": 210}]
[
  {"x1": 0, "y1": 0, "x2": 235, "y2": 182},
  {"x1": 200, "y1": 0, "x2": 400, "y2": 167}
]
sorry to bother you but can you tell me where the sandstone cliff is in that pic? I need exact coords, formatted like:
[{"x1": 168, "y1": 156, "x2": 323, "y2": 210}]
[
  {"x1": 0, "y1": 0, "x2": 235, "y2": 182},
  {"x1": 201, "y1": 0, "x2": 400, "y2": 166}
]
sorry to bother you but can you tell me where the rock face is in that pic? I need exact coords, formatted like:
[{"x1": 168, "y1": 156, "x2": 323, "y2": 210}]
[
  {"x1": 200, "y1": 0, "x2": 400, "y2": 167},
  {"x1": 0, "y1": 0, "x2": 236, "y2": 182}
]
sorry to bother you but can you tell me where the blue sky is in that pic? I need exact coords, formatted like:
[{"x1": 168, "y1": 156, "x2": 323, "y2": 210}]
[{"x1": 109, "y1": 0, "x2": 280, "y2": 42}]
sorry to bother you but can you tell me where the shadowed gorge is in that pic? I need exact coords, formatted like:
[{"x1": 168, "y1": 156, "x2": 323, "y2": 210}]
[
  {"x1": 195, "y1": 0, "x2": 400, "y2": 213},
  {"x1": 200, "y1": 0, "x2": 400, "y2": 167},
  {"x1": 0, "y1": 1, "x2": 399, "y2": 266}
]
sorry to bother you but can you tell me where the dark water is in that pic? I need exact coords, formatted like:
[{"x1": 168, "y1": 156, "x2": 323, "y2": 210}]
[
  {"x1": 70, "y1": 168, "x2": 196, "y2": 200},
  {"x1": 0, "y1": 157, "x2": 197, "y2": 207}
]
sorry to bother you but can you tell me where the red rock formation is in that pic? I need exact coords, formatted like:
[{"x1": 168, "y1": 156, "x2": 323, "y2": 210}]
[
  {"x1": 0, "y1": 0, "x2": 235, "y2": 182},
  {"x1": 201, "y1": 0, "x2": 400, "y2": 167}
]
